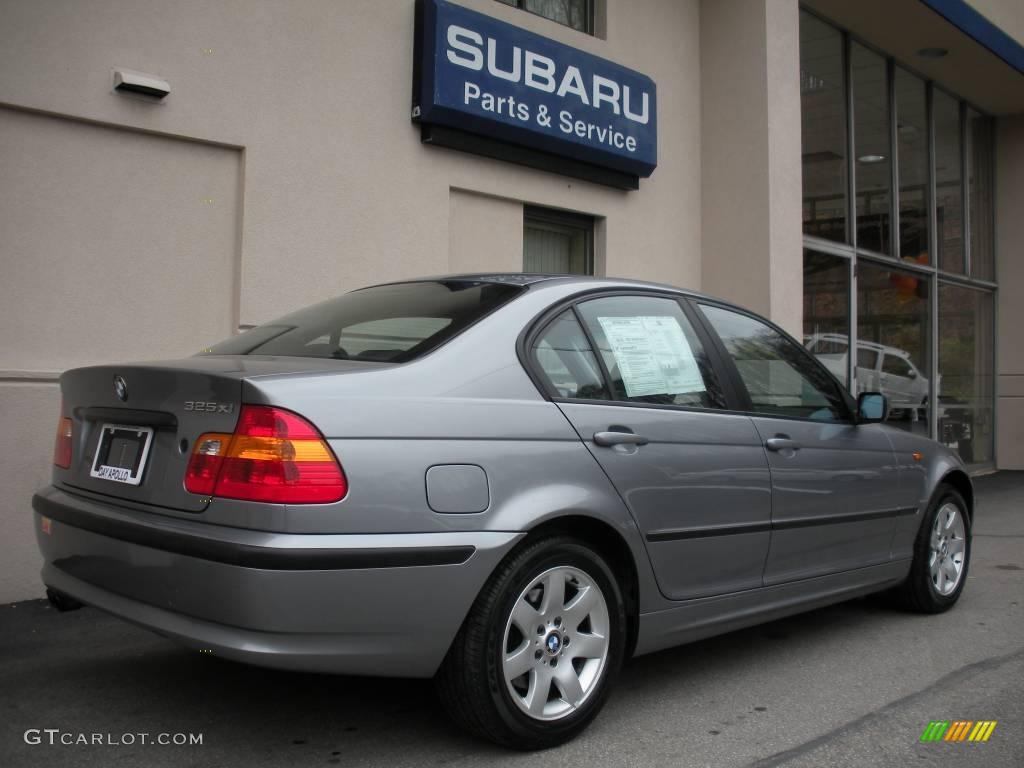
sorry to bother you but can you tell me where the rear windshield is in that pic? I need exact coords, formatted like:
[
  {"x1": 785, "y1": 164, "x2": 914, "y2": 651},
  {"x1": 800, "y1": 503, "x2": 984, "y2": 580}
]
[{"x1": 201, "y1": 280, "x2": 524, "y2": 363}]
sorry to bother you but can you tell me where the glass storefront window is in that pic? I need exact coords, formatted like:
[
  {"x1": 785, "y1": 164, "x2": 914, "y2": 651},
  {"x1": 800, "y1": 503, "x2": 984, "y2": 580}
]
[
  {"x1": 803, "y1": 251, "x2": 851, "y2": 388},
  {"x1": 852, "y1": 43, "x2": 891, "y2": 254},
  {"x1": 934, "y1": 90, "x2": 965, "y2": 273},
  {"x1": 800, "y1": 11, "x2": 847, "y2": 243},
  {"x1": 967, "y1": 108, "x2": 995, "y2": 280},
  {"x1": 938, "y1": 284, "x2": 994, "y2": 464},
  {"x1": 895, "y1": 68, "x2": 929, "y2": 263},
  {"x1": 796, "y1": 13, "x2": 998, "y2": 464},
  {"x1": 856, "y1": 262, "x2": 930, "y2": 436}
]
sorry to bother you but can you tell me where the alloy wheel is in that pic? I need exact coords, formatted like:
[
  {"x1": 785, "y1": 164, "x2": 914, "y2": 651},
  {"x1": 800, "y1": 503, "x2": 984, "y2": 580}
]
[
  {"x1": 501, "y1": 565, "x2": 610, "y2": 722},
  {"x1": 928, "y1": 502, "x2": 967, "y2": 596}
]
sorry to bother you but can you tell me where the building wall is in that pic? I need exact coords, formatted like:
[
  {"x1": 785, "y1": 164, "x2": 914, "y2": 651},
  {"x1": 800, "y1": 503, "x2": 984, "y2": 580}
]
[
  {"x1": 699, "y1": 0, "x2": 802, "y2": 336},
  {"x1": 0, "y1": 0, "x2": 704, "y2": 602},
  {"x1": 966, "y1": 0, "x2": 1024, "y2": 50}
]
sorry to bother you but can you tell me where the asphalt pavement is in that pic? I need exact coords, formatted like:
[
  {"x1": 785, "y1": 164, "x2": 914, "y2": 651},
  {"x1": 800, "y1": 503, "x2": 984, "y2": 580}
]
[{"x1": 2, "y1": 472, "x2": 1022, "y2": 768}]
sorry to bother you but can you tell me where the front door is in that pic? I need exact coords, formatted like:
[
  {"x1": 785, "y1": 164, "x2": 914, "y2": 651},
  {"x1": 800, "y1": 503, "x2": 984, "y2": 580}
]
[
  {"x1": 528, "y1": 294, "x2": 772, "y2": 601},
  {"x1": 697, "y1": 303, "x2": 902, "y2": 585}
]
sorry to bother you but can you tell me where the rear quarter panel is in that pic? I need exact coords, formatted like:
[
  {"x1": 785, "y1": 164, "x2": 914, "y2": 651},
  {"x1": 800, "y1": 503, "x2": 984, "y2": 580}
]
[{"x1": 242, "y1": 284, "x2": 665, "y2": 612}]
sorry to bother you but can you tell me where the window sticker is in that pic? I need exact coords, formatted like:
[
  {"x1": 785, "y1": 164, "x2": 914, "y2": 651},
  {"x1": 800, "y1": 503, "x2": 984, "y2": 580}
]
[{"x1": 596, "y1": 316, "x2": 705, "y2": 397}]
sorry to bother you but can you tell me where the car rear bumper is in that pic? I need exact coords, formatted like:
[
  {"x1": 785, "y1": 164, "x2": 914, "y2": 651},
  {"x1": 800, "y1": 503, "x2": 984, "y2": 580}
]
[{"x1": 33, "y1": 486, "x2": 521, "y2": 677}]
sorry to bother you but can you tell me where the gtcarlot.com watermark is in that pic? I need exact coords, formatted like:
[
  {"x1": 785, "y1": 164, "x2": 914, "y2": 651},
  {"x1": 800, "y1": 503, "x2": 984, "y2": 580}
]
[{"x1": 24, "y1": 729, "x2": 203, "y2": 746}]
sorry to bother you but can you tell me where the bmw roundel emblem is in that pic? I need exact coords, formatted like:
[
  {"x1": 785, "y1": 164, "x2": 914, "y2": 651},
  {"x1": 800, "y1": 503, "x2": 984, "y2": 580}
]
[
  {"x1": 113, "y1": 375, "x2": 128, "y2": 402},
  {"x1": 546, "y1": 634, "x2": 561, "y2": 654}
]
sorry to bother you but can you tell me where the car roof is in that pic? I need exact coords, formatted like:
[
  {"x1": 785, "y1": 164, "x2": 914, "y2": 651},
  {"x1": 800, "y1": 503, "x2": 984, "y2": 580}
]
[
  {"x1": 384, "y1": 273, "x2": 720, "y2": 301},
  {"x1": 807, "y1": 333, "x2": 912, "y2": 358}
]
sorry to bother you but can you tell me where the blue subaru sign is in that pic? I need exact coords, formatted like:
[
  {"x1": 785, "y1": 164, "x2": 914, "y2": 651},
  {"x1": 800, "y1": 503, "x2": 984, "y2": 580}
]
[{"x1": 414, "y1": 0, "x2": 657, "y2": 180}]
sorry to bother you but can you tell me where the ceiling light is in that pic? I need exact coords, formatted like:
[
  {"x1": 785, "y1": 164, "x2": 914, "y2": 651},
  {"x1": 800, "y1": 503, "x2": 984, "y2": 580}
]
[
  {"x1": 917, "y1": 47, "x2": 949, "y2": 59},
  {"x1": 858, "y1": 154, "x2": 886, "y2": 164}
]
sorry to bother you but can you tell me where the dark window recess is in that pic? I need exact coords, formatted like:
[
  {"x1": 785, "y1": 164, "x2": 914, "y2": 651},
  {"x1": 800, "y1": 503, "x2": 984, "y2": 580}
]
[
  {"x1": 495, "y1": 0, "x2": 594, "y2": 34},
  {"x1": 201, "y1": 280, "x2": 524, "y2": 363},
  {"x1": 524, "y1": 207, "x2": 594, "y2": 275}
]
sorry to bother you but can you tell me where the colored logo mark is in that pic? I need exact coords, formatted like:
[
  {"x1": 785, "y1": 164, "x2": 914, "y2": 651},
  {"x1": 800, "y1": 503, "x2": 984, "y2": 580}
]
[{"x1": 920, "y1": 720, "x2": 997, "y2": 742}]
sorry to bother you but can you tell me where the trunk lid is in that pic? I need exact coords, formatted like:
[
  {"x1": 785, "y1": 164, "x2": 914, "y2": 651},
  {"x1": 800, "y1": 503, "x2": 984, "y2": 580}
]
[{"x1": 55, "y1": 356, "x2": 357, "y2": 512}]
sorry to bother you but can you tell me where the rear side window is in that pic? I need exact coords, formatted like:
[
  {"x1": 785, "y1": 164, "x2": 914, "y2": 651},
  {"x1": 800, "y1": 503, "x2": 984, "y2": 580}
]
[
  {"x1": 576, "y1": 296, "x2": 726, "y2": 408},
  {"x1": 531, "y1": 311, "x2": 610, "y2": 400},
  {"x1": 857, "y1": 346, "x2": 880, "y2": 369},
  {"x1": 882, "y1": 354, "x2": 913, "y2": 377},
  {"x1": 201, "y1": 281, "x2": 523, "y2": 363}
]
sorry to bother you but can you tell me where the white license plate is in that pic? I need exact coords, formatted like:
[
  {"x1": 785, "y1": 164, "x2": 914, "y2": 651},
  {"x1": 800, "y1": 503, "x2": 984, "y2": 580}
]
[{"x1": 89, "y1": 423, "x2": 155, "y2": 485}]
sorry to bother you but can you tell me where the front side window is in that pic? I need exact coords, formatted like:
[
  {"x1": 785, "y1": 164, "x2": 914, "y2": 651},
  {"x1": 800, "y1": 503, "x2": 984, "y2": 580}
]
[
  {"x1": 531, "y1": 310, "x2": 609, "y2": 400},
  {"x1": 201, "y1": 280, "x2": 523, "y2": 363},
  {"x1": 700, "y1": 305, "x2": 850, "y2": 422},
  {"x1": 576, "y1": 296, "x2": 726, "y2": 408}
]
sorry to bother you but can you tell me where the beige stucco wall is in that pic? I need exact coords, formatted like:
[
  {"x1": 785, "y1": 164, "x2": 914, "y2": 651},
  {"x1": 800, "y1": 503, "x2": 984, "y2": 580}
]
[
  {"x1": 0, "y1": 0, "x2": 703, "y2": 602},
  {"x1": 996, "y1": 114, "x2": 1024, "y2": 470},
  {"x1": 699, "y1": 0, "x2": 803, "y2": 337},
  {"x1": 966, "y1": 0, "x2": 1024, "y2": 47}
]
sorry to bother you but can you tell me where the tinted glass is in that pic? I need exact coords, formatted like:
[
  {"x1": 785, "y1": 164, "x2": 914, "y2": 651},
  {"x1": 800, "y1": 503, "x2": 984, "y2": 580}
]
[
  {"x1": 934, "y1": 90, "x2": 964, "y2": 273},
  {"x1": 803, "y1": 250, "x2": 851, "y2": 387},
  {"x1": 532, "y1": 310, "x2": 609, "y2": 400},
  {"x1": 967, "y1": 108, "x2": 994, "y2": 280},
  {"x1": 701, "y1": 305, "x2": 849, "y2": 422},
  {"x1": 938, "y1": 283, "x2": 994, "y2": 464},
  {"x1": 800, "y1": 12, "x2": 847, "y2": 242},
  {"x1": 201, "y1": 281, "x2": 523, "y2": 362},
  {"x1": 856, "y1": 263, "x2": 930, "y2": 435},
  {"x1": 852, "y1": 43, "x2": 891, "y2": 253},
  {"x1": 896, "y1": 68, "x2": 929, "y2": 262},
  {"x1": 857, "y1": 346, "x2": 880, "y2": 369},
  {"x1": 576, "y1": 296, "x2": 725, "y2": 408},
  {"x1": 882, "y1": 355, "x2": 913, "y2": 377}
]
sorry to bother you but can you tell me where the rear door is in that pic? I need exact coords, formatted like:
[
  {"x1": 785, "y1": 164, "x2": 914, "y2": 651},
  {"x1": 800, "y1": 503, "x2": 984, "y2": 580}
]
[
  {"x1": 527, "y1": 293, "x2": 772, "y2": 601},
  {"x1": 695, "y1": 302, "x2": 902, "y2": 585}
]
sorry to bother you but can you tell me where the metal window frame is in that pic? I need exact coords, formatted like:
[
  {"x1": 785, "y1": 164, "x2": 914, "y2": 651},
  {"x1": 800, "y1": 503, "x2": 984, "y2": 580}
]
[{"x1": 799, "y1": 5, "x2": 998, "y2": 469}]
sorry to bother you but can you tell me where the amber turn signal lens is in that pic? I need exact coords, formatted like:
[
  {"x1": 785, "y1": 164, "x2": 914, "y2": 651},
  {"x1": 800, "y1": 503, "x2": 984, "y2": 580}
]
[
  {"x1": 183, "y1": 406, "x2": 347, "y2": 504},
  {"x1": 53, "y1": 414, "x2": 73, "y2": 469}
]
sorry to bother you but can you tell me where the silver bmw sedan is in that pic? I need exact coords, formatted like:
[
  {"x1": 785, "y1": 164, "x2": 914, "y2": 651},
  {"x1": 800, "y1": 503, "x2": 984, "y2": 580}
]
[{"x1": 34, "y1": 275, "x2": 972, "y2": 749}]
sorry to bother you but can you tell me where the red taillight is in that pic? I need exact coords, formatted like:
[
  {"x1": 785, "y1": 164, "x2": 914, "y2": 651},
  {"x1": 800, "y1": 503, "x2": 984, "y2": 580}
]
[
  {"x1": 53, "y1": 407, "x2": 73, "y2": 469},
  {"x1": 184, "y1": 406, "x2": 347, "y2": 504}
]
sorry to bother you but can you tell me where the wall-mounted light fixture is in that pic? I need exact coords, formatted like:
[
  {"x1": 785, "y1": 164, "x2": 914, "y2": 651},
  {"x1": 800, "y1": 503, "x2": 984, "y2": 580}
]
[{"x1": 113, "y1": 69, "x2": 170, "y2": 99}]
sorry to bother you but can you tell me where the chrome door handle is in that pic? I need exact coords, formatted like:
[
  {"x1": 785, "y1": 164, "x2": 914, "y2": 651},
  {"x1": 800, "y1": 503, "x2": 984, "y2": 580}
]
[
  {"x1": 765, "y1": 437, "x2": 800, "y2": 452},
  {"x1": 594, "y1": 431, "x2": 649, "y2": 447}
]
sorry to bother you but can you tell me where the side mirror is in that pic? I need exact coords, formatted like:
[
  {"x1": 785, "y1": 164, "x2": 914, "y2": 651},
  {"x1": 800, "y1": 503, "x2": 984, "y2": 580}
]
[{"x1": 857, "y1": 392, "x2": 888, "y2": 424}]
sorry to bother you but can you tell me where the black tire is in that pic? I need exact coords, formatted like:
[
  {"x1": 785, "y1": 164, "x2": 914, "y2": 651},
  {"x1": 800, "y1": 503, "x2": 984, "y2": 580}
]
[
  {"x1": 895, "y1": 484, "x2": 971, "y2": 613},
  {"x1": 435, "y1": 536, "x2": 626, "y2": 750}
]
